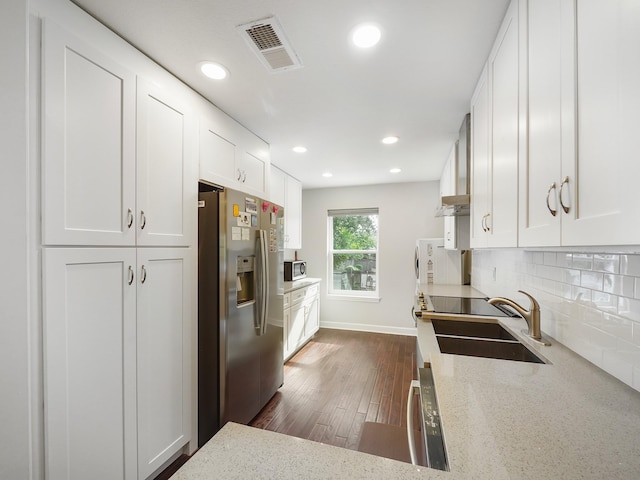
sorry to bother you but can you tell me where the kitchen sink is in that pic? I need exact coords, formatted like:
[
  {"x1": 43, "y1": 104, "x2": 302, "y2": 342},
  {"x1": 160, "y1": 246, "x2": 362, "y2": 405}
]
[
  {"x1": 435, "y1": 336, "x2": 544, "y2": 363},
  {"x1": 431, "y1": 319, "x2": 517, "y2": 341},
  {"x1": 432, "y1": 319, "x2": 545, "y2": 364}
]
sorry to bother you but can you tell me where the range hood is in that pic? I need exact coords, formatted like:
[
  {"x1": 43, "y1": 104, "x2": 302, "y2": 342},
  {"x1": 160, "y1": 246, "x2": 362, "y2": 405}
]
[{"x1": 437, "y1": 114, "x2": 470, "y2": 217}]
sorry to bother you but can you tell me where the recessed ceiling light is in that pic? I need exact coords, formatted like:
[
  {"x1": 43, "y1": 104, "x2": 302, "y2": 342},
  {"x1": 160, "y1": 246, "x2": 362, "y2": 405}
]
[
  {"x1": 382, "y1": 136, "x2": 399, "y2": 145},
  {"x1": 292, "y1": 146, "x2": 307, "y2": 153},
  {"x1": 199, "y1": 62, "x2": 229, "y2": 80},
  {"x1": 390, "y1": 168, "x2": 401, "y2": 174},
  {"x1": 351, "y1": 24, "x2": 381, "y2": 48},
  {"x1": 322, "y1": 172, "x2": 333, "y2": 178}
]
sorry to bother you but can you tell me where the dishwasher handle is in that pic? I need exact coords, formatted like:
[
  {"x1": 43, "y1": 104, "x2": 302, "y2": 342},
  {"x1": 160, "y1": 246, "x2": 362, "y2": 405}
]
[{"x1": 406, "y1": 379, "x2": 421, "y2": 465}]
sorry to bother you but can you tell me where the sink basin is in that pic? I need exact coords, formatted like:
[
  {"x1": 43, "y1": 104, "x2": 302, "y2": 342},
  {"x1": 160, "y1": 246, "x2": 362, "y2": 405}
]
[
  {"x1": 435, "y1": 336, "x2": 545, "y2": 364},
  {"x1": 431, "y1": 319, "x2": 545, "y2": 364},
  {"x1": 431, "y1": 319, "x2": 517, "y2": 341}
]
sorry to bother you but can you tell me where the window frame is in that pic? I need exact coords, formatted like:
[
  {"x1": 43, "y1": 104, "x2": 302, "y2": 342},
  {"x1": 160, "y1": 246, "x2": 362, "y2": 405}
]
[{"x1": 327, "y1": 208, "x2": 380, "y2": 300}]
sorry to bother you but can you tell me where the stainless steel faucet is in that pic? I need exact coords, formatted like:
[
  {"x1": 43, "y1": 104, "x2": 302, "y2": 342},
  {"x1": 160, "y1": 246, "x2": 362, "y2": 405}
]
[{"x1": 488, "y1": 290, "x2": 550, "y2": 346}]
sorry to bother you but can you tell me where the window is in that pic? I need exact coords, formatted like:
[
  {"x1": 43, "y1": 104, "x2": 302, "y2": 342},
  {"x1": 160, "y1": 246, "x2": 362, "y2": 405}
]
[{"x1": 327, "y1": 208, "x2": 379, "y2": 297}]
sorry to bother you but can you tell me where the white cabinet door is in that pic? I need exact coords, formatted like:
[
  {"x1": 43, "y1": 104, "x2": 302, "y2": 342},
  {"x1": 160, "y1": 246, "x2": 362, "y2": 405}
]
[
  {"x1": 199, "y1": 115, "x2": 237, "y2": 188},
  {"x1": 283, "y1": 307, "x2": 292, "y2": 360},
  {"x1": 199, "y1": 110, "x2": 270, "y2": 198},
  {"x1": 304, "y1": 294, "x2": 320, "y2": 338},
  {"x1": 287, "y1": 302, "x2": 306, "y2": 360},
  {"x1": 518, "y1": 0, "x2": 563, "y2": 246},
  {"x1": 441, "y1": 144, "x2": 457, "y2": 250},
  {"x1": 239, "y1": 150, "x2": 267, "y2": 196},
  {"x1": 270, "y1": 165, "x2": 286, "y2": 207},
  {"x1": 137, "y1": 77, "x2": 195, "y2": 247},
  {"x1": 284, "y1": 174, "x2": 302, "y2": 249},
  {"x1": 42, "y1": 21, "x2": 136, "y2": 246},
  {"x1": 487, "y1": 0, "x2": 519, "y2": 247},
  {"x1": 560, "y1": 0, "x2": 640, "y2": 245},
  {"x1": 470, "y1": 65, "x2": 491, "y2": 248},
  {"x1": 136, "y1": 247, "x2": 192, "y2": 479},
  {"x1": 43, "y1": 248, "x2": 137, "y2": 480}
]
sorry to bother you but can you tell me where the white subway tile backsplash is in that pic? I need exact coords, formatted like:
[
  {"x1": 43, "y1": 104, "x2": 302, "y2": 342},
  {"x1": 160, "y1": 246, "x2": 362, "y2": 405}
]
[
  {"x1": 603, "y1": 274, "x2": 635, "y2": 298},
  {"x1": 618, "y1": 297, "x2": 640, "y2": 323},
  {"x1": 580, "y1": 271, "x2": 604, "y2": 290},
  {"x1": 562, "y1": 268, "x2": 581, "y2": 286},
  {"x1": 473, "y1": 247, "x2": 640, "y2": 393},
  {"x1": 571, "y1": 286, "x2": 592, "y2": 303},
  {"x1": 543, "y1": 252, "x2": 556, "y2": 266},
  {"x1": 572, "y1": 253, "x2": 593, "y2": 270},
  {"x1": 601, "y1": 313, "x2": 633, "y2": 339},
  {"x1": 593, "y1": 254, "x2": 620, "y2": 273},
  {"x1": 621, "y1": 255, "x2": 640, "y2": 276},
  {"x1": 556, "y1": 253, "x2": 572, "y2": 268},
  {"x1": 602, "y1": 341, "x2": 635, "y2": 386}
]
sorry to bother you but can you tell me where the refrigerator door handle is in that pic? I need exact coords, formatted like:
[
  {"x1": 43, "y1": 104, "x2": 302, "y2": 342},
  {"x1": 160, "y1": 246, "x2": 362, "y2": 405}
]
[{"x1": 256, "y1": 229, "x2": 270, "y2": 335}]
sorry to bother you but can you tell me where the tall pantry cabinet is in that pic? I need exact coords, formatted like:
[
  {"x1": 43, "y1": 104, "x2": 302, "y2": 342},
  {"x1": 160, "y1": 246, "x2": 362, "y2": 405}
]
[{"x1": 41, "y1": 17, "x2": 195, "y2": 480}]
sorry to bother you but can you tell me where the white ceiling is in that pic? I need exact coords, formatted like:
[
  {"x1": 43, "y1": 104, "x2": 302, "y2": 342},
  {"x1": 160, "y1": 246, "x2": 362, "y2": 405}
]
[{"x1": 71, "y1": 0, "x2": 510, "y2": 190}]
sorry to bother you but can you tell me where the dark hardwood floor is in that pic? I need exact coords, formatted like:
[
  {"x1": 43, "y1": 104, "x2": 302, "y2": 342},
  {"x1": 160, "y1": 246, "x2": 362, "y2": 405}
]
[{"x1": 250, "y1": 328, "x2": 419, "y2": 456}]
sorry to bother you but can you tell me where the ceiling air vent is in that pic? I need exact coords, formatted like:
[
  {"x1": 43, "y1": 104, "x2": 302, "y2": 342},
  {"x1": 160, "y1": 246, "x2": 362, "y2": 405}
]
[{"x1": 237, "y1": 16, "x2": 303, "y2": 73}]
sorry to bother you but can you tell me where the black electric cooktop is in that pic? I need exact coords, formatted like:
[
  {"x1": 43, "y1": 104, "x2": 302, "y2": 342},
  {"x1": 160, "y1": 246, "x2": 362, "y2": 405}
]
[{"x1": 427, "y1": 296, "x2": 520, "y2": 318}]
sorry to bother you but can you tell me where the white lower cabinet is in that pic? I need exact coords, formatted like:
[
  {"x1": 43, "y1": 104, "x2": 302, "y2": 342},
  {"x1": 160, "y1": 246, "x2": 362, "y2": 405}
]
[
  {"x1": 136, "y1": 248, "x2": 193, "y2": 479},
  {"x1": 43, "y1": 247, "x2": 193, "y2": 480},
  {"x1": 284, "y1": 282, "x2": 320, "y2": 361}
]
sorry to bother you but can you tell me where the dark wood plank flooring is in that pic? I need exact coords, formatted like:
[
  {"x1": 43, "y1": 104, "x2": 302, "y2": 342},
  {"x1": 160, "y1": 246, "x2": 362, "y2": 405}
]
[{"x1": 250, "y1": 328, "x2": 419, "y2": 454}]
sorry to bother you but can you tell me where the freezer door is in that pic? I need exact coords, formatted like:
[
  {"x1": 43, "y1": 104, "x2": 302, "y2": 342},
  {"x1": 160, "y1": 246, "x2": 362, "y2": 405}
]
[{"x1": 220, "y1": 189, "x2": 262, "y2": 425}]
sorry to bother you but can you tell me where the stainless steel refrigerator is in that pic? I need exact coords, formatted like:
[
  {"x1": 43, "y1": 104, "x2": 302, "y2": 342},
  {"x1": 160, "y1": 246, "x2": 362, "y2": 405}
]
[{"x1": 198, "y1": 183, "x2": 284, "y2": 447}]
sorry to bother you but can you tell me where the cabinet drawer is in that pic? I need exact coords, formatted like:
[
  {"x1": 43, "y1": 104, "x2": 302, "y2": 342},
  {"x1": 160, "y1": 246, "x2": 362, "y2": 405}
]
[
  {"x1": 305, "y1": 283, "x2": 319, "y2": 299},
  {"x1": 290, "y1": 287, "x2": 307, "y2": 305},
  {"x1": 283, "y1": 293, "x2": 291, "y2": 309}
]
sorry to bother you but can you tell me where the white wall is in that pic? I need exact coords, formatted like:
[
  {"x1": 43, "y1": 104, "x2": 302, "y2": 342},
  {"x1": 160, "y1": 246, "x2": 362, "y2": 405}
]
[
  {"x1": 0, "y1": 1, "x2": 36, "y2": 479},
  {"x1": 300, "y1": 182, "x2": 442, "y2": 335},
  {"x1": 473, "y1": 247, "x2": 640, "y2": 392}
]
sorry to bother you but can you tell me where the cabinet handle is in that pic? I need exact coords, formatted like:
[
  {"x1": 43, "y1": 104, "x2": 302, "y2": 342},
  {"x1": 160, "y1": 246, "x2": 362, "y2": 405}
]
[
  {"x1": 546, "y1": 182, "x2": 557, "y2": 217},
  {"x1": 481, "y1": 213, "x2": 490, "y2": 232},
  {"x1": 127, "y1": 208, "x2": 134, "y2": 229},
  {"x1": 127, "y1": 265, "x2": 134, "y2": 285},
  {"x1": 237, "y1": 168, "x2": 242, "y2": 181},
  {"x1": 140, "y1": 265, "x2": 147, "y2": 284},
  {"x1": 559, "y1": 176, "x2": 570, "y2": 214},
  {"x1": 140, "y1": 210, "x2": 146, "y2": 230},
  {"x1": 242, "y1": 170, "x2": 247, "y2": 183}
]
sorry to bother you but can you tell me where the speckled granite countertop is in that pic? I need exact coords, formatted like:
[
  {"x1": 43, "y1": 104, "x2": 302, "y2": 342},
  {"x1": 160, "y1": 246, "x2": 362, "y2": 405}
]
[
  {"x1": 283, "y1": 277, "x2": 321, "y2": 293},
  {"x1": 172, "y1": 422, "x2": 447, "y2": 480},
  {"x1": 175, "y1": 284, "x2": 640, "y2": 479}
]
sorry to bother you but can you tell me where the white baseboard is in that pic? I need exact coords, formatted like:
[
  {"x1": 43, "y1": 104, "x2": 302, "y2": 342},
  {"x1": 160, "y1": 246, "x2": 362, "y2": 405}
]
[{"x1": 319, "y1": 321, "x2": 417, "y2": 337}]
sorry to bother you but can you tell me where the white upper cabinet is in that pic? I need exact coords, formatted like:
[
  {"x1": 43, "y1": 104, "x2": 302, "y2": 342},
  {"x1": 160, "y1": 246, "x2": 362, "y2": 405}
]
[
  {"x1": 284, "y1": 173, "x2": 302, "y2": 249},
  {"x1": 518, "y1": 0, "x2": 563, "y2": 246},
  {"x1": 269, "y1": 164, "x2": 287, "y2": 206},
  {"x1": 440, "y1": 144, "x2": 458, "y2": 250},
  {"x1": 42, "y1": 20, "x2": 136, "y2": 246},
  {"x1": 269, "y1": 165, "x2": 302, "y2": 249},
  {"x1": 470, "y1": 65, "x2": 492, "y2": 248},
  {"x1": 559, "y1": 0, "x2": 640, "y2": 245},
  {"x1": 487, "y1": 0, "x2": 519, "y2": 247},
  {"x1": 518, "y1": 0, "x2": 640, "y2": 246},
  {"x1": 199, "y1": 107, "x2": 270, "y2": 198},
  {"x1": 136, "y1": 76, "x2": 195, "y2": 247},
  {"x1": 42, "y1": 21, "x2": 195, "y2": 248}
]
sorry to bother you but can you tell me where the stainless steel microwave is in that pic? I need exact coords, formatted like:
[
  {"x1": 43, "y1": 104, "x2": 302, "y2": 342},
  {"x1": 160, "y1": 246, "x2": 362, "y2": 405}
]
[{"x1": 284, "y1": 261, "x2": 306, "y2": 281}]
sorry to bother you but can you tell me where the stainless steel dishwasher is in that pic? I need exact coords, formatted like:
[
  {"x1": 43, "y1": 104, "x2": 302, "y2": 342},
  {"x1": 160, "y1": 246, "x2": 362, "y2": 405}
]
[{"x1": 406, "y1": 367, "x2": 448, "y2": 471}]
